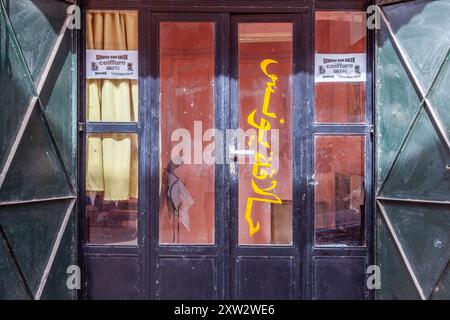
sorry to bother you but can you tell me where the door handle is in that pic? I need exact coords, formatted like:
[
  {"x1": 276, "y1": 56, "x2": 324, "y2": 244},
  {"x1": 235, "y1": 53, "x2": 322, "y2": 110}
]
[
  {"x1": 230, "y1": 161, "x2": 236, "y2": 175},
  {"x1": 228, "y1": 145, "x2": 254, "y2": 158},
  {"x1": 228, "y1": 146, "x2": 254, "y2": 175}
]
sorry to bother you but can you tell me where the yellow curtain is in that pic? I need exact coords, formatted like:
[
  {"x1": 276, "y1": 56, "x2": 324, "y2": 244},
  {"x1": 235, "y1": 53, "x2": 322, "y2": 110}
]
[{"x1": 86, "y1": 10, "x2": 138, "y2": 201}]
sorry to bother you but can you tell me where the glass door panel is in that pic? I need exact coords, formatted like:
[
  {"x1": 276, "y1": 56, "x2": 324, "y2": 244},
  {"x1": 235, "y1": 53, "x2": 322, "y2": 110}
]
[
  {"x1": 159, "y1": 22, "x2": 216, "y2": 245},
  {"x1": 236, "y1": 22, "x2": 293, "y2": 245}
]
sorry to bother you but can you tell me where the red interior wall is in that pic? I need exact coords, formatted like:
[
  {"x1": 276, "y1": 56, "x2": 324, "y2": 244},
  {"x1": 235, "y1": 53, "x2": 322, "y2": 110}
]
[
  {"x1": 159, "y1": 22, "x2": 215, "y2": 244},
  {"x1": 315, "y1": 11, "x2": 367, "y2": 123}
]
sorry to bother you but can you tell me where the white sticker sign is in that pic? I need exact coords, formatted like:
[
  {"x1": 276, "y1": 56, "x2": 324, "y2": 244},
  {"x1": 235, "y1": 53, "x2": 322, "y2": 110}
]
[
  {"x1": 315, "y1": 53, "x2": 366, "y2": 83},
  {"x1": 86, "y1": 50, "x2": 138, "y2": 79}
]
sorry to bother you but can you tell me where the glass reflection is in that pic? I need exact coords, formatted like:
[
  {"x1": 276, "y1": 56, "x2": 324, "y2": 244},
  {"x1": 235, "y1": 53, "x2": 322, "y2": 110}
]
[
  {"x1": 159, "y1": 22, "x2": 215, "y2": 245},
  {"x1": 237, "y1": 23, "x2": 293, "y2": 245},
  {"x1": 315, "y1": 11, "x2": 367, "y2": 123},
  {"x1": 314, "y1": 135, "x2": 365, "y2": 246},
  {"x1": 86, "y1": 10, "x2": 138, "y2": 122},
  {"x1": 86, "y1": 133, "x2": 138, "y2": 245}
]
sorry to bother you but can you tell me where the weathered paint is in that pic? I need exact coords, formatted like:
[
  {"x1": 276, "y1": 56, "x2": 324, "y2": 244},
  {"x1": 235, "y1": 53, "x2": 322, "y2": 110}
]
[
  {"x1": 0, "y1": 0, "x2": 77, "y2": 300},
  {"x1": 376, "y1": 0, "x2": 450, "y2": 300}
]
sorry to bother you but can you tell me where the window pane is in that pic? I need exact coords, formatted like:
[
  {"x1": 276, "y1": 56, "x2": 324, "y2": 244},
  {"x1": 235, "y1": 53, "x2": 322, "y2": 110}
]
[
  {"x1": 314, "y1": 136, "x2": 365, "y2": 246},
  {"x1": 159, "y1": 22, "x2": 215, "y2": 245},
  {"x1": 86, "y1": 10, "x2": 138, "y2": 122},
  {"x1": 238, "y1": 23, "x2": 293, "y2": 245},
  {"x1": 315, "y1": 11, "x2": 366, "y2": 123},
  {"x1": 86, "y1": 133, "x2": 138, "y2": 245}
]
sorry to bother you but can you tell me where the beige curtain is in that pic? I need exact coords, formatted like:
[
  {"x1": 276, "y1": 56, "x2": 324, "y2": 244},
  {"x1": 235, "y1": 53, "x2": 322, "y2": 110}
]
[{"x1": 86, "y1": 10, "x2": 138, "y2": 201}]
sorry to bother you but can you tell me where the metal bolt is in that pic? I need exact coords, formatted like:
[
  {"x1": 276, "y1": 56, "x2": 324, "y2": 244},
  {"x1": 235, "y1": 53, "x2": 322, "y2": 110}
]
[{"x1": 434, "y1": 239, "x2": 443, "y2": 248}]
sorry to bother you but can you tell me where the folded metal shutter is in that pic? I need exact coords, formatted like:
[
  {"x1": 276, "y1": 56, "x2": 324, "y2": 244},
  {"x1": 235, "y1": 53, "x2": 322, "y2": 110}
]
[
  {"x1": 0, "y1": 0, "x2": 78, "y2": 300},
  {"x1": 376, "y1": 0, "x2": 450, "y2": 300}
]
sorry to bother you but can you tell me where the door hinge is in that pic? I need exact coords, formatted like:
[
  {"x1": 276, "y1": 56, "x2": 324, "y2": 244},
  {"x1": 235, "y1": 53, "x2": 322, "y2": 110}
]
[
  {"x1": 78, "y1": 122, "x2": 85, "y2": 133},
  {"x1": 368, "y1": 125, "x2": 374, "y2": 133}
]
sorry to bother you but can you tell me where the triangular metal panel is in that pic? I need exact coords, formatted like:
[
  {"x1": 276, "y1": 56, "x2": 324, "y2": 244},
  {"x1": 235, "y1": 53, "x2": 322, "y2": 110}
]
[
  {"x1": 376, "y1": 23, "x2": 422, "y2": 188},
  {"x1": 0, "y1": 199, "x2": 71, "y2": 297},
  {"x1": 40, "y1": 212, "x2": 77, "y2": 300},
  {"x1": 0, "y1": 103, "x2": 72, "y2": 203},
  {"x1": 383, "y1": 201, "x2": 450, "y2": 298},
  {"x1": 3, "y1": 0, "x2": 68, "y2": 85},
  {"x1": 0, "y1": 3, "x2": 36, "y2": 175},
  {"x1": 40, "y1": 32, "x2": 77, "y2": 185},
  {"x1": 378, "y1": 216, "x2": 422, "y2": 300},
  {"x1": 0, "y1": 231, "x2": 31, "y2": 300},
  {"x1": 380, "y1": 109, "x2": 450, "y2": 202},
  {"x1": 383, "y1": 0, "x2": 450, "y2": 92}
]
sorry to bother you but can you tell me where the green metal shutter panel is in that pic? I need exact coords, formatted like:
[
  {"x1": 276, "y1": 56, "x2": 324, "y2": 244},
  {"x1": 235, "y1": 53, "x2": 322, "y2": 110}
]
[
  {"x1": 0, "y1": 0, "x2": 77, "y2": 300},
  {"x1": 376, "y1": 0, "x2": 450, "y2": 300}
]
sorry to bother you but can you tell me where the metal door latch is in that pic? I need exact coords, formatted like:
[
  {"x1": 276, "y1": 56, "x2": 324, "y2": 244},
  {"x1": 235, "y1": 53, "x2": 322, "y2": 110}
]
[
  {"x1": 229, "y1": 145, "x2": 254, "y2": 157},
  {"x1": 229, "y1": 161, "x2": 236, "y2": 175}
]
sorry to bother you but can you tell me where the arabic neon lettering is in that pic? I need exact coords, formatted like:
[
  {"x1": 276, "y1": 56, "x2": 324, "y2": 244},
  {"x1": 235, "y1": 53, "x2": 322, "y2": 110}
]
[{"x1": 244, "y1": 59, "x2": 284, "y2": 237}]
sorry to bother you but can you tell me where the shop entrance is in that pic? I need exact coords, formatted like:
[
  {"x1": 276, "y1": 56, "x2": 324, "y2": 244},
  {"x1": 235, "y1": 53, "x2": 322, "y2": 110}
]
[
  {"x1": 82, "y1": 3, "x2": 373, "y2": 300},
  {"x1": 153, "y1": 14, "x2": 302, "y2": 300}
]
